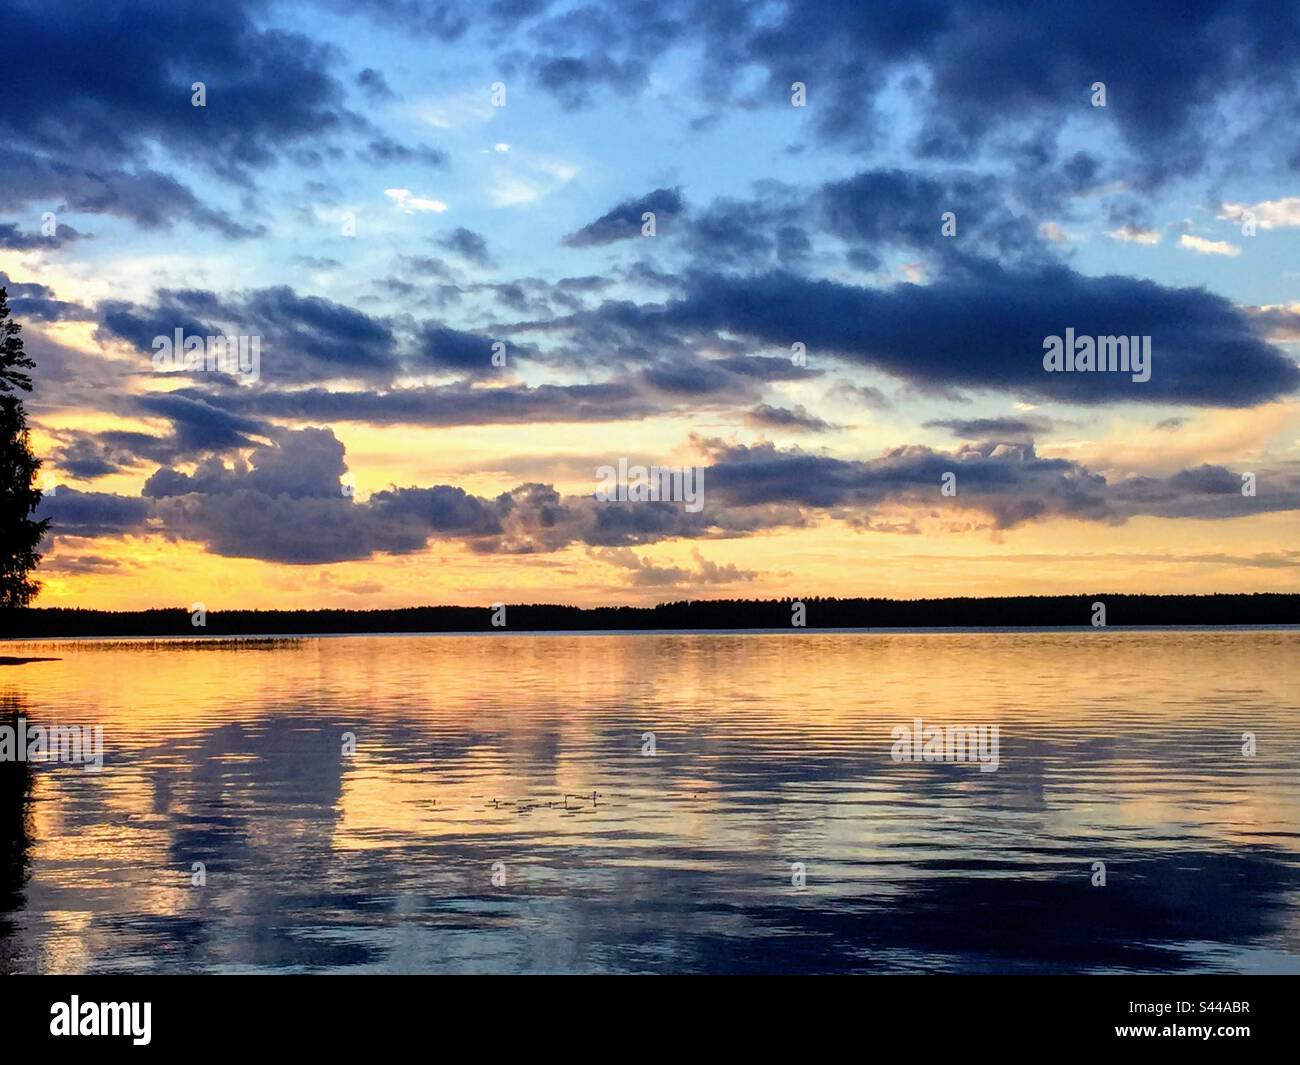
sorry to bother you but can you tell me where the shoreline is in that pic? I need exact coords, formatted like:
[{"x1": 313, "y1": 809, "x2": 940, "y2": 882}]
[
  {"x1": 2, "y1": 625, "x2": 1298, "y2": 645},
  {"x1": 4, "y1": 595, "x2": 1296, "y2": 641}
]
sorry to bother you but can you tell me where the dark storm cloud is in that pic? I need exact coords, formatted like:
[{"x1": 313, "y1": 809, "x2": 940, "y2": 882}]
[
  {"x1": 1, "y1": 0, "x2": 355, "y2": 171},
  {"x1": 0, "y1": 221, "x2": 86, "y2": 250},
  {"x1": 50, "y1": 394, "x2": 271, "y2": 482},
  {"x1": 293, "y1": 256, "x2": 343, "y2": 271},
  {"x1": 640, "y1": 358, "x2": 755, "y2": 399},
  {"x1": 702, "y1": 439, "x2": 1300, "y2": 530},
  {"x1": 97, "y1": 296, "x2": 222, "y2": 356},
  {"x1": 120, "y1": 430, "x2": 734, "y2": 562},
  {"x1": 925, "y1": 416, "x2": 1056, "y2": 439},
  {"x1": 562, "y1": 188, "x2": 685, "y2": 247},
  {"x1": 713, "y1": 355, "x2": 817, "y2": 382},
  {"x1": 97, "y1": 286, "x2": 399, "y2": 382},
  {"x1": 151, "y1": 489, "x2": 434, "y2": 564},
  {"x1": 368, "y1": 485, "x2": 505, "y2": 536},
  {"x1": 414, "y1": 324, "x2": 501, "y2": 374},
  {"x1": 900, "y1": 0, "x2": 1298, "y2": 175},
  {"x1": 531, "y1": 55, "x2": 652, "y2": 109},
  {"x1": 513, "y1": 2, "x2": 687, "y2": 110},
  {"x1": 0, "y1": 0, "x2": 362, "y2": 233},
  {"x1": 356, "y1": 137, "x2": 448, "y2": 167},
  {"x1": 96, "y1": 281, "x2": 612, "y2": 387},
  {"x1": 646, "y1": 264, "x2": 1300, "y2": 407},
  {"x1": 133, "y1": 429, "x2": 434, "y2": 562},
  {"x1": 681, "y1": 194, "x2": 812, "y2": 270},
  {"x1": 51, "y1": 431, "x2": 178, "y2": 480},
  {"x1": 144, "y1": 427, "x2": 348, "y2": 501},
  {"x1": 37, "y1": 488, "x2": 152, "y2": 538},
  {"x1": 0, "y1": 272, "x2": 91, "y2": 323},
  {"x1": 315, "y1": 0, "x2": 476, "y2": 39},
  {"x1": 1108, "y1": 464, "x2": 1300, "y2": 522},
  {"x1": 247, "y1": 287, "x2": 397, "y2": 370},
  {"x1": 167, "y1": 380, "x2": 659, "y2": 427},
  {"x1": 35, "y1": 426, "x2": 1300, "y2": 563},
  {"x1": 354, "y1": 1, "x2": 1300, "y2": 189},
  {"x1": 743, "y1": 404, "x2": 836, "y2": 433},
  {"x1": 4, "y1": 0, "x2": 1287, "y2": 250},
  {"x1": 818, "y1": 169, "x2": 1043, "y2": 265},
  {"x1": 355, "y1": 68, "x2": 397, "y2": 101},
  {"x1": 701, "y1": 438, "x2": 1103, "y2": 528},
  {"x1": 395, "y1": 255, "x2": 455, "y2": 281},
  {"x1": 435, "y1": 227, "x2": 495, "y2": 267},
  {"x1": 52, "y1": 437, "x2": 133, "y2": 481},
  {"x1": 683, "y1": 0, "x2": 1300, "y2": 183},
  {"x1": 0, "y1": 149, "x2": 265, "y2": 238},
  {"x1": 133, "y1": 394, "x2": 271, "y2": 453}
]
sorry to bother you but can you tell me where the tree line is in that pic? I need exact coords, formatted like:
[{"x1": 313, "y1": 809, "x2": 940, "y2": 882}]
[{"x1": 2, "y1": 594, "x2": 1296, "y2": 638}]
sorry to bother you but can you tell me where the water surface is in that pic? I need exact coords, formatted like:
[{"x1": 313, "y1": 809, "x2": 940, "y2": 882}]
[{"x1": 1, "y1": 629, "x2": 1298, "y2": 974}]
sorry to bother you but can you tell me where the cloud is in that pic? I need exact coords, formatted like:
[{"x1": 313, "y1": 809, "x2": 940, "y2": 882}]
[
  {"x1": 591, "y1": 546, "x2": 759, "y2": 587},
  {"x1": 562, "y1": 187, "x2": 684, "y2": 247},
  {"x1": 385, "y1": 188, "x2": 448, "y2": 213},
  {"x1": 134, "y1": 393, "x2": 271, "y2": 451},
  {"x1": 0, "y1": 220, "x2": 87, "y2": 250},
  {"x1": 51, "y1": 430, "x2": 177, "y2": 480},
  {"x1": 435, "y1": 226, "x2": 494, "y2": 266},
  {"x1": 38, "y1": 487, "x2": 152, "y2": 538},
  {"x1": 144, "y1": 426, "x2": 348, "y2": 501},
  {"x1": 3, "y1": 0, "x2": 354, "y2": 166},
  {"x1": 356, "y1": 67, "x2": 396, "y2": 102},
  {"x1": 0, "y1": 148, "x2": 266, "y2": 237},
  {"x1": 36, "y1": 424, "x2": 1300, "y2": 565},
  {"x1": 0, "y1": 271, "x2": 91, "y2": 323},
  {"x1": 40, "y1": 554, "x2": 126, "y2": 575},
  {"x1": 925, "y1": 416, "x2": 1055, "y2": 439},
  {"x1": 97, "y1": 286, "x2": 399, "y2": 383},
  {"x1": 1247, "y1": 303, "x2": 1300, "y2": 342},
  {"x1": 681, "y1": 193, "x2": 811, "y2": 271},
  {"x1": 829, "y1": 383, "x2": 892, "y2": 409},
  {"x1": 170, "y1": 380, "x2": 661, "y2": 427},
  {"x1": 531, "y1": 54, "x2": 651, "y2": 109},
  {"x1": 640, "y1": 262, "x2": 1299, "y2": 407},
  {"x1": 359, "y1": 138, "x2": 448, "y2": 166},
  {"x1": 414, "y1": 324, "x2": 501, "y2": 374},
  {"x1": 1178, "y1": 234, "x2": 1241, "y2": 257},
  {"x1": 363, "y1": 0, "x2": 1296, "y2": 198},
  {"x1": 0, "y1": 0, "x2": 362, "y2": 232},
  {"x1": 1218, "y1": 197, "x2": 1300, "y2": 230},
  {"x1": 702, "y1": 438, "x2": 1300, "y2": 530},
  {"x1": 744, "y1": 404, "x2": 837, "y2": 432},
  {"x1": 116, "y1": 429, "x2": 733, "y2": 562},
  {"x1": 1109, "y1": 225, "x2": 1162, "y2": 245}
]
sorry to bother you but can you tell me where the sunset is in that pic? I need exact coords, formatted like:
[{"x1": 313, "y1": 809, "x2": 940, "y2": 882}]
[
  {"x1": 3, "y1": 2, "x2": 1298, "y2": 610},
  {"x1": 1, "y1": 0, "x2": 1298, "y2": 1039}
]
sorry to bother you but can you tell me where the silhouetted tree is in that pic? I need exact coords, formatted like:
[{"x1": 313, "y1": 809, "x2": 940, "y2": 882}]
[
  {"x1": 0, "y1": 288, "x2": 48, "y2": 609},
  {"x1": 0, "y1": 696, "x2": 34, "y2": 944}
]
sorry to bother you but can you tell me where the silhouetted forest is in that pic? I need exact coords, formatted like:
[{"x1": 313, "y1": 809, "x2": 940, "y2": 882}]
[{"x1": 0, "y1": 594, "x2": 1296, "y2": 639}]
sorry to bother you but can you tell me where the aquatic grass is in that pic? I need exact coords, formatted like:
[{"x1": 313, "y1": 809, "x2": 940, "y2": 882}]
[{"x1": 7, "y1": 637, "x2": 306, "y2": 653}]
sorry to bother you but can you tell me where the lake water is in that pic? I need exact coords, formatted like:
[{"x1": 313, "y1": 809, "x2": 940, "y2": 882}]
[{"x1": 1, "y1": 629, "x2": 1298, "y2": 974}]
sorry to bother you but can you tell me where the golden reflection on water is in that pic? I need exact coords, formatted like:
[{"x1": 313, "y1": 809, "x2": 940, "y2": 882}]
[{"x1": 1, "y1": 629, "x2": 1298, "y2": 973}]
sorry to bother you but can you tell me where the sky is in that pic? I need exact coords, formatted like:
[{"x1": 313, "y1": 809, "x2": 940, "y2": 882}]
[{"x1": 3, "y1": 0, "x2": 1300, "y2": 610}]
